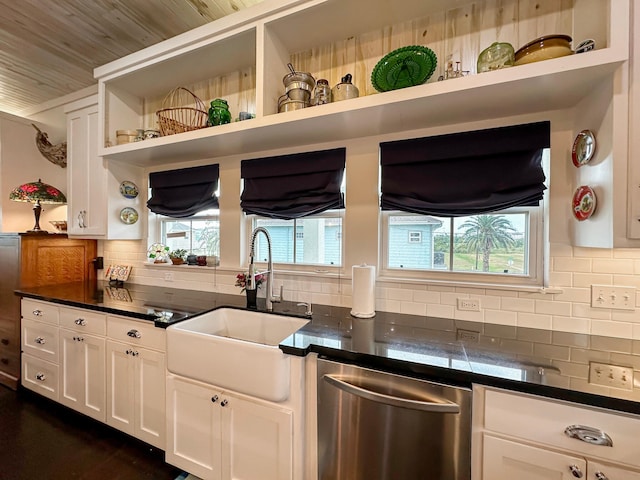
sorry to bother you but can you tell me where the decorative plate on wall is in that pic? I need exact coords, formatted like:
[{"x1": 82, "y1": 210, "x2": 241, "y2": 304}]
[
  {"x1": 119, "y1": 207, "x2": 139, "y2": 224},
  {"x1": 119, "y1": 181, "x2": 139, "y2": 199},
  {"x1": 572, "y1": 185, "x2": 597, "y2": 221},
  {"x1": 571, "y1": 130, "x2": 596, "y2": 167}
]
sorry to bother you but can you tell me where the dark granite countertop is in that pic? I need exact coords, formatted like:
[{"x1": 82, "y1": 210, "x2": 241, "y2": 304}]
[{"x1": 16, "y1": 282, "x2": 640, "y2": 415}]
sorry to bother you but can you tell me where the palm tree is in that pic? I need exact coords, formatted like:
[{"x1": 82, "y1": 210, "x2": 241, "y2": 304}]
[{"x1": 458, "y1": 215, "x2": 516, "y2": 272}]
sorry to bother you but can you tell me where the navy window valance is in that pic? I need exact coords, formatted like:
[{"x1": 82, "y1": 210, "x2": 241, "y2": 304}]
[
  {"x1": 147, "y1": 164, "x2": 219, "y2": 218},
  {"x1": 380, "y1": 121, "x2": 550, "y2": 217},
  {"x1": 240, "y1": 147, "x2": 346, "y2": 220}
]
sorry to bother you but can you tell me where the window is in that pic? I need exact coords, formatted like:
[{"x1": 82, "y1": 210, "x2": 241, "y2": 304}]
[
  {"x1": 408, "y1": 231, "x2": 422, "y2": 243},
  {"x1": 250, "y1": 212, "x2": 343, "y2": 266},
  {"x1": 160, "y1": 209, "x2": 220, "y2": 258},
  {"x1": 383, "y1": 207, "x2": 542, "y2": 285}
]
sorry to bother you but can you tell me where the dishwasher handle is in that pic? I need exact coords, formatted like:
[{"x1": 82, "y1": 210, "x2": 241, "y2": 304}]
[{"x1": 323, "y1": 374, "x2": 460, "y2": 414}]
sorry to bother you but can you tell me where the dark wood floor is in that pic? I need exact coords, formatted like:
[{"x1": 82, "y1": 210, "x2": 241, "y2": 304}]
[{"x1": 0, "y1": 385, "x2": 182, "y2": 480}]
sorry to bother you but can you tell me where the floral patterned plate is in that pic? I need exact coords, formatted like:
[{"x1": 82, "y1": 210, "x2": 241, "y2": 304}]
[
  {"x1": 119, "y1": 207, "x2": 139, "y2": 224},
  {"x1": 572, "y1": 185, "x2": 596, "y2": 221},
  {"x1": 147, "y1": 243, "x2": 169, "y2": 262}
]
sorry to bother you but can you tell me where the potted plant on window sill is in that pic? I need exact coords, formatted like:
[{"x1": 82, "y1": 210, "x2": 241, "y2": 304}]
[{"x1": 169, "y1": 249, "x2": 188, "y2": 265}]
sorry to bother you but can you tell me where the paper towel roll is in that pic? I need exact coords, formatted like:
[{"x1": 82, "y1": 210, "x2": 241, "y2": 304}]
[{"x1": 351, "y1": 264, "x2": 376, "y2": 318}]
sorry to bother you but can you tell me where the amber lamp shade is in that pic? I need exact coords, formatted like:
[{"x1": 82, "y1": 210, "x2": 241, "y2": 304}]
[{"x1": 9, "y1": 179, "x2": 67, "y2": 234}]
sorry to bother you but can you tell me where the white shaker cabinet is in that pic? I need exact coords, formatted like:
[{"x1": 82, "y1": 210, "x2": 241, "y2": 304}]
[
  {"x1": 106, "y1": 316, "x2": 166, "y2": 449},
  {"x1": 59, "y1": 329, "x2": 106, "y2": 422},
  {"x1": 65, "y1": 96, "x2": 107, "y2": 236},
  {"x1": 476, "y1": 386, "x2": 640, "y2": 480},
  {"x1": 166, "y1": 374, "x2": 293, "y2": 480}
]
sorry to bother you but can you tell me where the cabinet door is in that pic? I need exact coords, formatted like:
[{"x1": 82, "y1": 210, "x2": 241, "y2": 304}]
[
  {"x1": 483, "y1": 434, "x2": 586, "y2": 480},
  {"x1": 133, "y1": 347, "x2": 165, "y2": 449},
  {"x1": 166, "y1": 375, "x2": 222, "y2": 480},
  {"x1": 59, "y1": 329, "x2": 106, "y2": 422},
  {"x1": 106, "y1": 340, "x2": 135, "y2": 435},
  {"x1": 66, "y1": 101, "x2": 107, "y2": 236},
  {"x1": 220, "y1": 393, "x2": 293, "y2": 480},
  {"x1": 589, "y1": 461, "x2": 640, "y2": 480}
]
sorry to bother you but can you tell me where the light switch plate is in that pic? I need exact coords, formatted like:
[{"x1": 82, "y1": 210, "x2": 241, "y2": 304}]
[
  {"x1": 589, "y1": 362, "x2": 634, "y2": 390},
  {"x1": 590, "y1": 285, "x2": 636, "y2": 310}
]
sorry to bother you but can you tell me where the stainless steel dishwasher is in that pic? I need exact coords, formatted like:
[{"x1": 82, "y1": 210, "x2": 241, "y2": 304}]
[{"x1": 317, "y1": 359, "x2": 471, "y2": 480}]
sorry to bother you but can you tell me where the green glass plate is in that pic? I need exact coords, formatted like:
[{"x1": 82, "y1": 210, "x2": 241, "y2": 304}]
[{"x1": 371, "y1": 45, "x2": 437, "y2": 92}]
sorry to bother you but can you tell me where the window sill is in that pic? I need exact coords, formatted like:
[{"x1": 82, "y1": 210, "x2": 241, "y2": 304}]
[{"x1": 142, "y1": 262, "x2": 218, "y2": 270}]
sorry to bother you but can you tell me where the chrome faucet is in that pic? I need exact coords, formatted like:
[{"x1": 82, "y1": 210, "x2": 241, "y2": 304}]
[{"x1": 247, "y1": 226, "x2": 280, "y2": 311}]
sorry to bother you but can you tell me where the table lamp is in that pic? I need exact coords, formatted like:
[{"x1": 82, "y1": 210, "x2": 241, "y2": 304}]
[{"x1": 9, "y1": 179, "x2": 67, "y2": 234}]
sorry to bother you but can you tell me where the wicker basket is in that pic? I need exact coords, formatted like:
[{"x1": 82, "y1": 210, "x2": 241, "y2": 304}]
[{"x1": 156, "y1": 87, "x2": 208, "y2": 136}]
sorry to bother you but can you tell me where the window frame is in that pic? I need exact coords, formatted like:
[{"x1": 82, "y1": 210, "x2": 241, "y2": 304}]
[
  {"x1": 245, "y1": 210, "x2": 345, "y2": 273},
  {"x1": 157, "y1": 210, "x2": 221, "y2": 258},
  {"x1": 379, "y1": 205, "x2": 544, "y2": 287}
]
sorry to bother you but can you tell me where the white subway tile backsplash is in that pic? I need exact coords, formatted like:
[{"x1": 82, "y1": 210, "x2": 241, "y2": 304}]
[
  {"x1": 501, "y1": 297, "x2": 535, "y2": 313},
  {"x1": 517, "y1": 313, "x2": 552, "y2": 329},
  {"x1": 552, "y1": 316, "x2": 590, "y2": 334},
  {"x1": 553, "y1": 257, "x2": 592, "y2": 273},
  {"x1": 535, "y1": 299, "x2": 571, "y2": 316},
  {"x1": 102, "y1": 238, "x2": 640, "y2": 340},
  {"x1": 592, "y1": 258, "x2": 636, "y2": 274}
]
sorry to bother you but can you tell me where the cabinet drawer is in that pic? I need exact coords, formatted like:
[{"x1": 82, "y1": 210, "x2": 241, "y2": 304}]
[
  {"x1": 484, "y1": 388, "x2": 640, "y2": 468},
  {"x1": 59, "y1": 307, "x2": 106, "y2": 335},
  {"x1": 107, "y1": 316, "x2": 165, "y2": 351},
  {"x1": 21, "y1": 318, "x2": 59, "y2": 363},
  {"x1": 0, "y1": 343, "x2": 20, "y2": 377},
  {"x1": 21, "y1": 299, "x2": 59, "y2": 325},
  {"x1": 22, "y1": 354, "x2": 58, "y2": 401}
]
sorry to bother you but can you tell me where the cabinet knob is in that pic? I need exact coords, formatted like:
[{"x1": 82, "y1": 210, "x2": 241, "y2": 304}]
[
  {"x1": 211, "y1": 395, "x2": 219, "y2": 403},
  {"x1": 126, "y1": 349, "x2": 132, "y2": 355},
  {"x1": 34, "y1": 336, "x2": 46, "y2": 345},
  {"x1": 73, "y1": 336, "x2": 84, "y2": 342},
  {"x1": 132, "y1": 350, "x2": 138, "y2": 356},
  {"x1": 569, "y1": 465, "x2": 583, "y2": 478},
  {"x1": 1, "y1": 338, "x2": 9, "y2": 345},
  {"x1": 35, "y1": 373, "x2": 46, "y2": 381},
  {"x1": 127, "y1": 329, "x2": 141, "y2": 339},
  {"x1": 74, "y1": 318, "x2": 87, "y2": 326},
  {"x1": 595, "y1": 473, "x2": 609, "y2": 480},
  {"x1": 564, "y1": 425, "x2": 613, "y2": 447},
  {"x1": 1, "y1": 358, "x2": 8, "y2": 365},
  {"x1": 33, "y1": 309, "x2": 43, "y2": 316},
  {"x1": 220, "y1": 399, "x2": 228, "y2": 407}
]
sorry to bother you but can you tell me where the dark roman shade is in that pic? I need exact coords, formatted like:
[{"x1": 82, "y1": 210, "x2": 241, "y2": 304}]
[
  {"x1": 147, "y1": 164, "x2": 219, "y2": 218},
  {"x1": 241, "y1": 148, "x2": 346, "y2": 220},
  {"x1": 380, "y1": 121, "x2": 550, "y2": 217}
]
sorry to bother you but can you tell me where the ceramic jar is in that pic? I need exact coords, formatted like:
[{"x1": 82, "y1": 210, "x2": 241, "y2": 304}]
[
  {"x1": 332, "y1": 74, "x2": 359, "y2": 102},
  {"x1": 208, "y1": 99, "x2": 232, "y2": 126}
]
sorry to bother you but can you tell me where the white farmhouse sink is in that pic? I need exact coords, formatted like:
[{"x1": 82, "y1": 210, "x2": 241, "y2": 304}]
[{"x1": 166, "y1": 308, "x2": 309, "y2": 402}]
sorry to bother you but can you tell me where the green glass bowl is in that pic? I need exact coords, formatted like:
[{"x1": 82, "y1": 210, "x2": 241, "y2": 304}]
[{"x1": 371, "y1": 45, "x2": 437, "y2": 92}]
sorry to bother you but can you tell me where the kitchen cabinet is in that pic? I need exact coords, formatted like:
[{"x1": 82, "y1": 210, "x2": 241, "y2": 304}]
[
  {"x1": 166, "y1": 374, "x2": 293, "y2": 480},
  {"x1": 476, "y1": 386, "x2": 640, "y2": 479},
  {"x1": 58, "y1": 307, "x2": 107, "y2": 422},
  {"x1": 65, "y1": 97, "x2": 107, "y2": 236},
  {"x1": 65, "y1": 96, "x2": 145, "y2": 240},
  {"x1": 106, "y1": 315, "x2": 165, "y2": 449},
  {"x1": 94, "y1": 0, "x2": 628, "y2": 167}
]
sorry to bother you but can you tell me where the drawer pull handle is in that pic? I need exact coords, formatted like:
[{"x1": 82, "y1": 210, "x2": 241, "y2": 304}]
[
  {"x1": 569, "y1": 465, "x2": 583, "y2": 478},
  {"x1": 33, "y1": 309, "x2": 43, "y2": 317},
  {"x1": 34, "y1": 337, "x2": 46, "y2": 345},
  {"x1": 35, "y1": 373, "x2": 46, "y2": 381},
  {"x1": 211, "y1": 395, "x2": 219, "y2": 403},
  {"x1": 595, "y1": 473, "x2": 609, "y2": 480},
  {"x1": 74, "y1": 318, "x2": 87, "y2": 326},
  {"x1": 127, "y1": 329, "x2": 141, "y2": 339},
  {"x1": 564, "y1": 425, "x2": 613, "y2": 447},
  {"x1": 73, "y1": 336, "x2": 84, "y2": 342}
]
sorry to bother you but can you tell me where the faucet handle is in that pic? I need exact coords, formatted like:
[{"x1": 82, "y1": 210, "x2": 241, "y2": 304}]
[{"x1": 297, "y1": 302, "x2": 313, "y2": 317}]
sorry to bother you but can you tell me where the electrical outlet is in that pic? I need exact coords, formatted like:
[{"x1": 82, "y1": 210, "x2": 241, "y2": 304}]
[
  {"x1": 164, "y1": 272, "x2": 174, "y2": 282},
  {"x1": 457, "y1": 298, "x2": 481, "y2": 311},
  {"x1": 589, "y1": 362, "x2": 634, "y2": 390},
  {"x1": 590, "y1": 285, "x2": 636, "y2": 310}
]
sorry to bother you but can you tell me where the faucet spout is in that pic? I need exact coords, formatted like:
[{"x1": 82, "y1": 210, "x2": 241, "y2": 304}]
[{"x1": 248, "y1": 227, "x2": 280, "y2": 310}]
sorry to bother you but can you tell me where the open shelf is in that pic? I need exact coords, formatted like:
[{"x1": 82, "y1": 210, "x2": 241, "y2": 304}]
[{"x1": 100, "y1": 47, "x2": 625, "y2": 166}]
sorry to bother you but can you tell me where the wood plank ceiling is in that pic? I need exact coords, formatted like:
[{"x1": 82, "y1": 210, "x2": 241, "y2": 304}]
[{"x1": 0, "y1": 0, "x2": 262, "y2": 115}]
